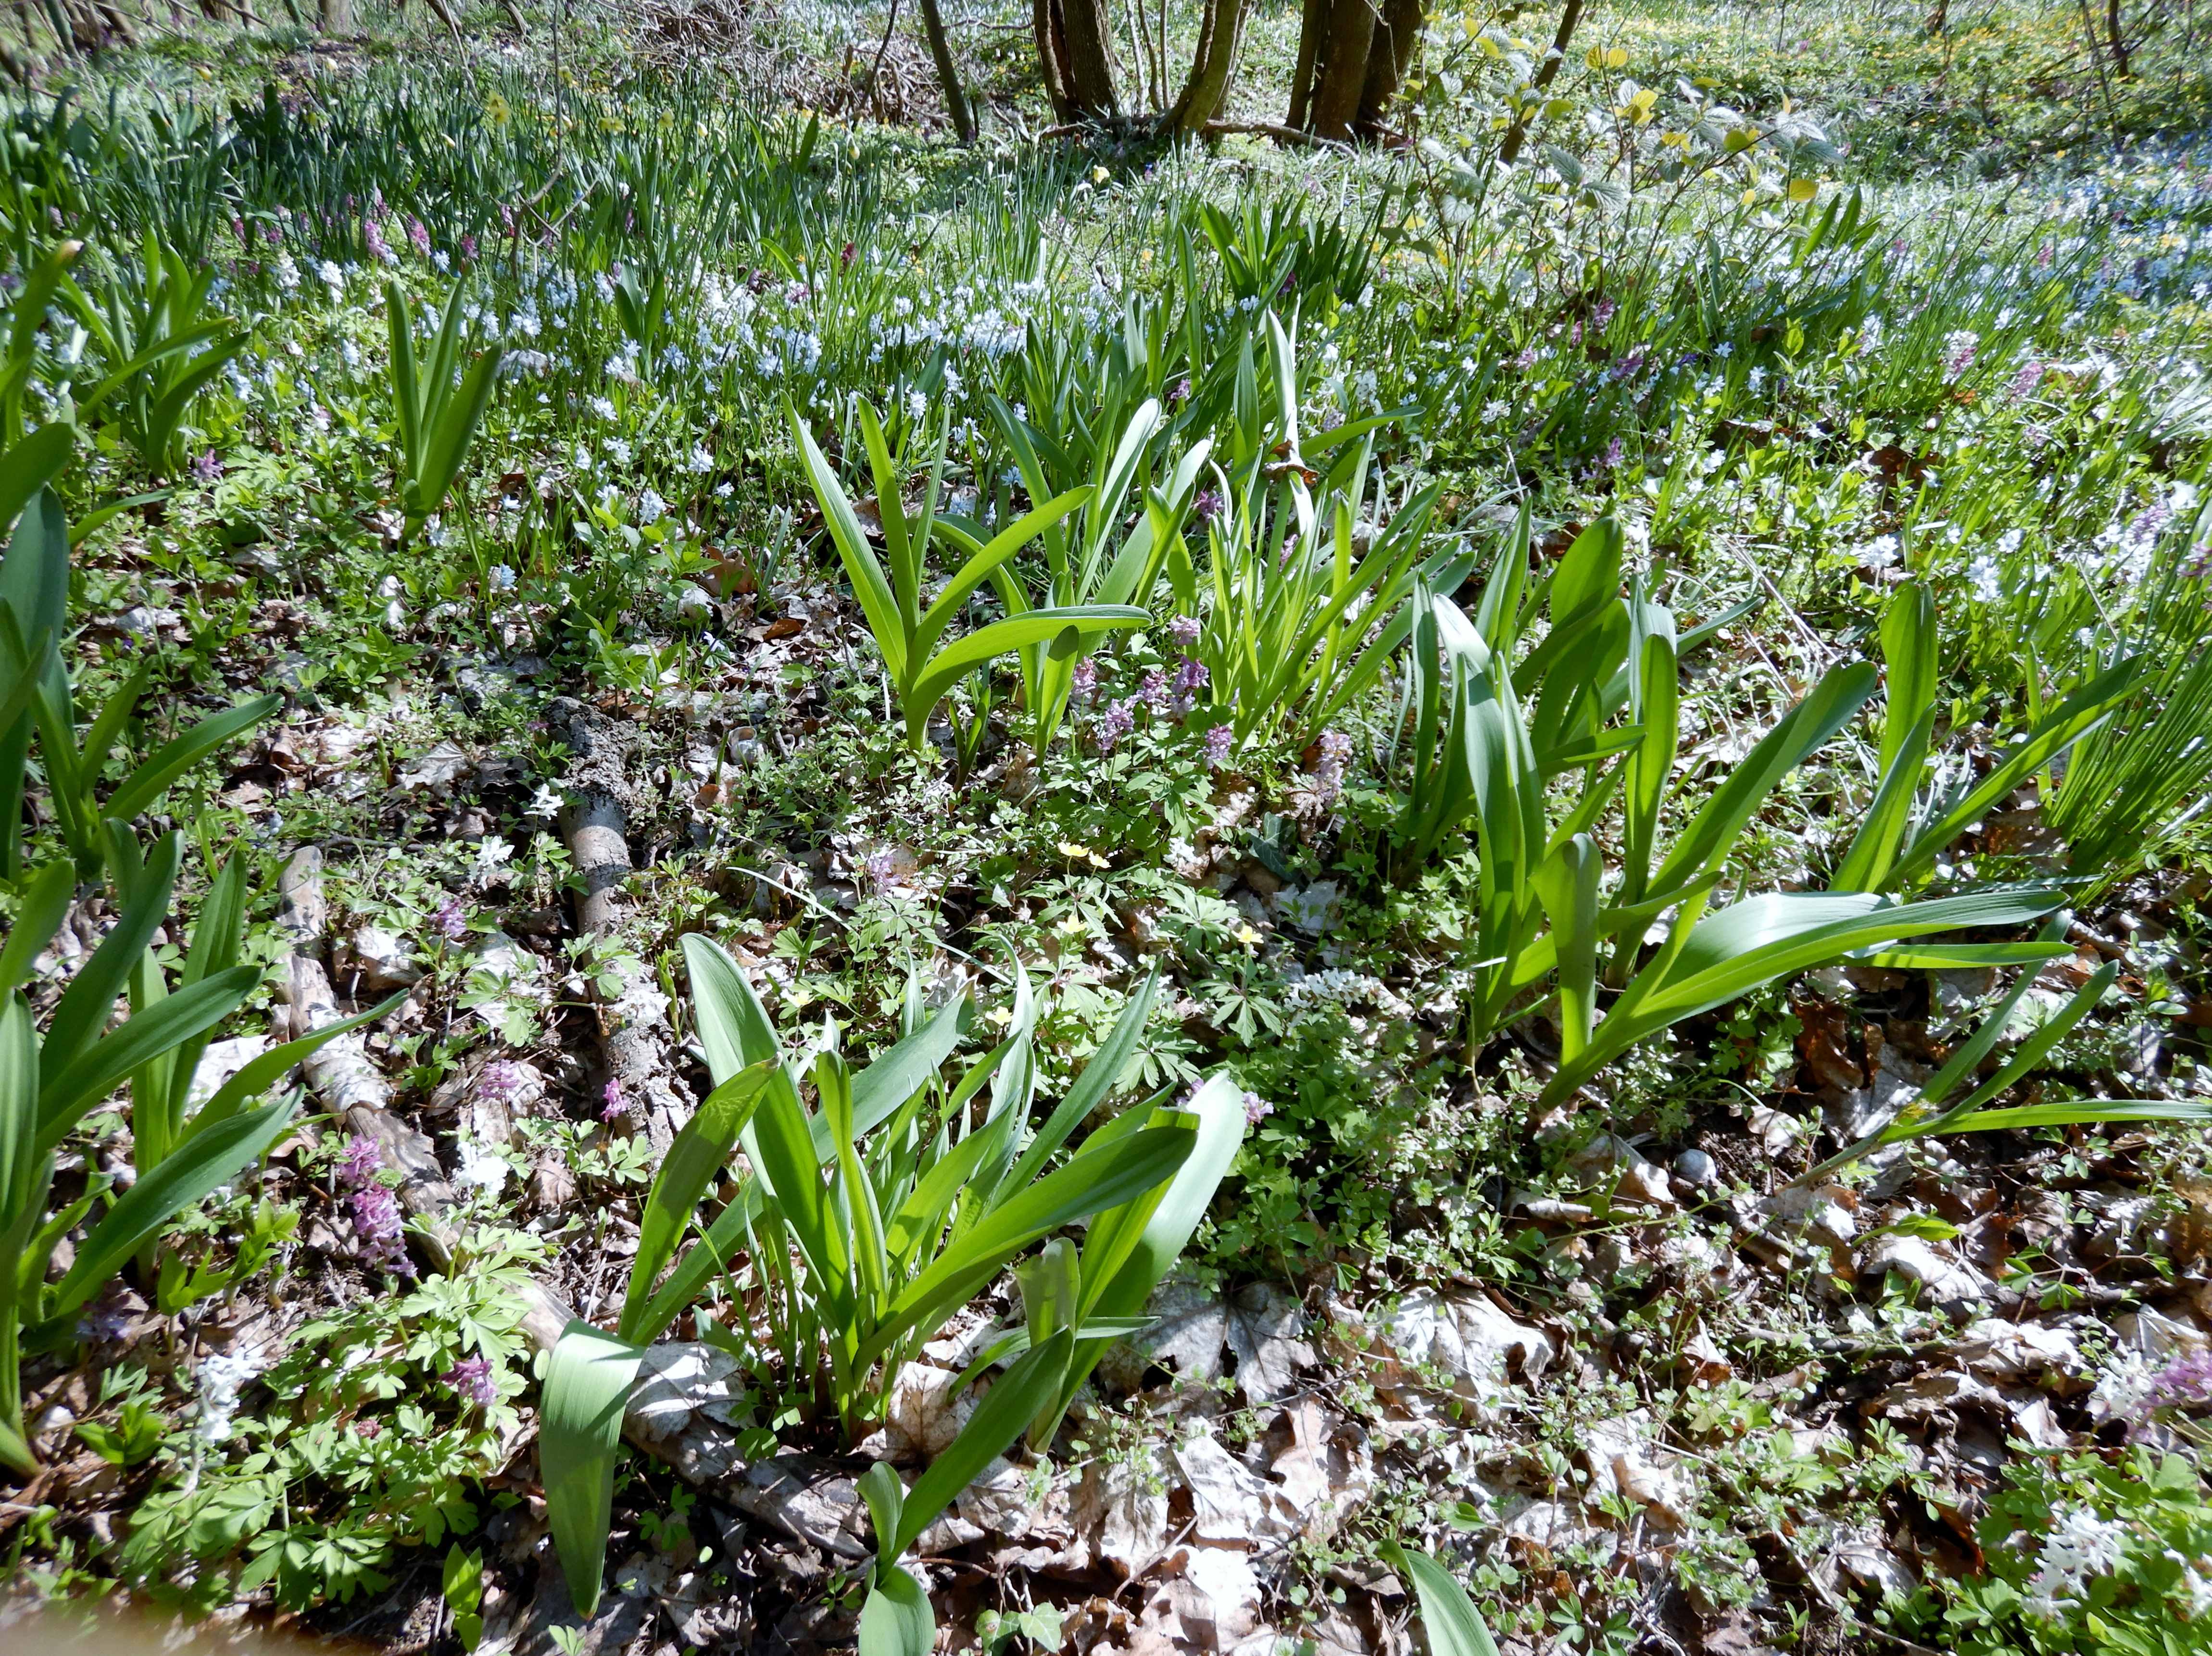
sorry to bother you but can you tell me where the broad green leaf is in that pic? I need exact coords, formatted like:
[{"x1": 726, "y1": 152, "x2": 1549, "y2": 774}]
[
  {"x1": 1533, "y1": 835, "x2": 1599, "y2": 1064},
  {"x1": 40, "y1": 828, "x2": 181, "y2": 1081},
  {"x1": 106, "y1": 694, "x2": 281, "y2": 824},
  {"x1": 1046, "y1": 1078, "x2": 1247, "y2": 1429},
  {"x1": 1544, "y1": 886, "x2": 2064, "y2": 1104},
  {"x1": 907, "y1": 605, "x2": 1146, "y2": 722},
  {"x1": 418, "y1": 341, "x2": 504, "y2": 514},
  {"x1": 38, "y1": 965, "x2": 258, "y2": 1154},
  {"x1": 858, "y1": 1563, "x2": 934, "y2": 1656},
  {"x1": 541, "y1": 1322, "x2": 644, "y2": 1618},
  {"x1": 0, "y1": 425, "x2": 74, "y2": 536},
  {"x1": 1890, "y1": 656, "x2": 2143, "y2": 887},
  {"x1": 889, "y1": 1328, "x2": 1072, "y2": 1561},
  {"x1": 1647, "y1": 661, "x2": 1877, "y2": 898},
  {"x1": 1390, "y1": 1545, "x2": 1501, "y2": 1656},
  {"x1": 864, "y1": 1124, "x2": 1194, "y2": 1367},
  {"x1": 792, "y1": 405, "x2": 906, "y2": 681},
  {"x1": 1003, "y1": 969, "x2": 1159, "y2": 1192},
  {"x1": 188, "y1": 992, "x2": 408, "y2": 1137},
  {"x1": 38, "y1": 1095, "x2": 294, "y2": 1331},
  {"x1": 617, "y1": 1061, "x2": 774, "y2": 1344},
  {"x1": 0, "y1": 863, "x2": 72, "y2": 1002},
  {"x1": 0, "y1": 993, "x2": 38, "y2": 1217},
  {"x1": 1943, "y1": 1100, "x2": 2212, "y2": 1131},
  {"x1": 916, "y1": 487, "x2": 1093, "y2": 663}
]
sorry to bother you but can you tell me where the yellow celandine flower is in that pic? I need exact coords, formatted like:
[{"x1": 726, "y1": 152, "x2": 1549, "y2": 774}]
[
  {"x1": 1233, "y1": 923, "x2": 1262, "y2": 947},
  {"x1": 1092, "y1": 166, "x2": 1110, "y2": 184},
  {"x1": 1054, "y1": 915, "x2": 1088, "y2": 938},
  {"x1": 485, "y1": 90, "x2": 513, "y2": 128}
]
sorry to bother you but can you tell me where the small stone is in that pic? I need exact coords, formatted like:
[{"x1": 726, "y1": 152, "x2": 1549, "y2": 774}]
[
  {"x1": 1672, "y1": 1148, "x2": 1718, "y2": 1188},
  {"x1": 343, "y1": 924, "x2": 423, "y2": 991}
]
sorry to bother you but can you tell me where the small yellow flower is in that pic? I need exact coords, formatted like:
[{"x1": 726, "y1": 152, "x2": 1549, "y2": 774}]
[
  {"x1": 1054, "y1": 915, "x2": 1089, "y2": 939},
  {"x1": 987, "y1": 1005, "x2": 1014, "y2": 1027},
  {"x1": 1056, "y1": 840, "x2": 1093, "y2": 860},
  {"x1": 1092, "y1": 165, "x2": 1110, "y2": 184},
  {"x1": 1233, "y1": 923, "x2": 1262, "y2": 947}
]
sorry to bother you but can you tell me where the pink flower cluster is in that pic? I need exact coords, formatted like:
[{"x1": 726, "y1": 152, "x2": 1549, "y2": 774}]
[
  {"x1": 336, "y1": 1134, "x2": 414, "y2": 1279},
  {"x1": 440, "y1": 1355, "x2": 497, "y2": 1407}
]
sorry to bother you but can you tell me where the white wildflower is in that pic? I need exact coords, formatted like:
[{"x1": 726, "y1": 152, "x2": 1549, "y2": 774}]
[
  {"x1": 194, "y1": 1350, "x2": 265, "y2": 1443},
  {"x1": 2023, "y1": 1505, "x2": 2129, "y2": 1620},
  {"x1": 453, "y1": 1137, "x2": 509, "y2": 1198}
]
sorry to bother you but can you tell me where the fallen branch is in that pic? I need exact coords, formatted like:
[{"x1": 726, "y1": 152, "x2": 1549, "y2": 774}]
[
  {"x1": 277, "y1": 846, "x2": 572, "y2": 1352},
  {"x1": 549, "y1": 697, "x2": 690, "y2": 1153},
  {"x1": 275, "y1": 844, "x2": 821, "y2": 1523},
  {"x1": 1195, "y1": 118, "x2": 1355, "y2": 150}
]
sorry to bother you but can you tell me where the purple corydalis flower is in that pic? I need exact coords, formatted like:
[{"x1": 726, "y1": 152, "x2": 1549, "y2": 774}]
[
  {"x1": 1169, "y1": 615, "x2": 1202, "y2": 650},
  {"x1": 1070, "y1": 657, "x2": 1097, "y2": 706},
  {"x1": 1309, "y1": 730, "x2": 1352, "y2": 807},
  {"x1": 862, "y1": 844, "x2": 899, "y2": 893},
  {"x1": 2011, "y1": 358, "x2": 2044, "y2": 399},
  {"x1": 2142, "y1": 1350, "x2": 2212, "y2": 1413},
  {"x1": 1241, "y1": 1090, "x2": 1274, "y2": 1127},
  {"x1": 193, "y1": 451, "x2": 221, "y2": 484},
  {"x1": 337, "y1": 1134, "x2": 384, "y2": 1190},
  {"x1": 1171, "y1": 656, "x2": 1209, "y2": 715},
  {"x1": 408, "y1": 217, "x2": 431, "y2": 257},
  {"x1": 431, "y1": 894, "x2": 468, "y2": 943},
  {"x1": 601, "y1": 1078, "x2": 629, "y2": 1121},
  {"x1": 1190, "y1": 489, "x2": 1225, "y2": 529},
  {"x1": 1095, "y1": 697, "x2": 1137, "y2": 753},
  {"x1": 477, "y1": 1059, "x2": 529, "y2": 1106},
  {"x1": 1204, "y1": 724, "x2": 1234, "y2": 770},
  {"x1": 1140, "y1": 669, "x2": 1174, "y2": 715},
  {"x1": 347, "y1": 1183, "x2": 415, "y2": 1278},
  {"x1": 364, "y1": 217, "x2": 394, "y2": 263},
  {"x1": 459, "y1": 233, "x2": 478, "y2": 264},
  {"x1": 440, "y1": 1355, "x2": 497, "y2": 1407}
]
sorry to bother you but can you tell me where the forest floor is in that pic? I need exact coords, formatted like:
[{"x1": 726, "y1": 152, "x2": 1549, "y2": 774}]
[{"x1": 3, "y1": 3, "x2": 2212, "y2": 1656}]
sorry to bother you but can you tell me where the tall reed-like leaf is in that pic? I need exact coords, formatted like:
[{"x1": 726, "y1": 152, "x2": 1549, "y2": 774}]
[{"x1": 791, "y1": 401, "x2": 1142, "y2": 751}]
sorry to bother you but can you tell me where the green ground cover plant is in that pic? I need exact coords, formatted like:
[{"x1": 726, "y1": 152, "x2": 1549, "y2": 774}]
[{"x1": 0, "y1": 0, "x2": 2209, "y2": 1651}]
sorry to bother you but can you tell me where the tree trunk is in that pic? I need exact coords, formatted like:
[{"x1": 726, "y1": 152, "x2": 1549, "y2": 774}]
[
  {"x1": 1168, "y1": 0, "x2": 1246, "y2": 130},
  {"x1": 2106, "y1": 0, "x2": 2129, "y2": 75},
  {"x1": 318, "y1": 0, "x2": 350, "y2": 30},
  {"x1": 917, "y1": 0, "x2": 977, "y2": 142},
  {"x1": 1033, "y1": 0, "x2": 1078, "y2": 121},
  {"x1": 1286, "y1": 0, "x2": 1327, "y2": 128},
  {"x1": 1352, "y1": 0, "x2": 1420, "y2": 133},
  {"x1": 1059, "y1": 0, "x2": 1122, "y2": 117},
  {"x1": 1307, "y1": 0, "x2": 1377, "y2": 142}
]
